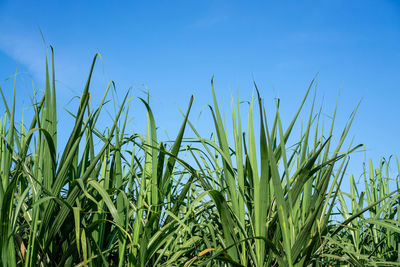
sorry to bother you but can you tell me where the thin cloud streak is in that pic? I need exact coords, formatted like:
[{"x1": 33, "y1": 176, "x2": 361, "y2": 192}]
[{"x1": 0, "y1": 32, "x2": 46, "y2": 82}]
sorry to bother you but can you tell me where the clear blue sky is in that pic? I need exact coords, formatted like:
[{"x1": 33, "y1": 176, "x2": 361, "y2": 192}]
[{"x1": 0, "y1": 0, "x2": 400, "y2": 180}]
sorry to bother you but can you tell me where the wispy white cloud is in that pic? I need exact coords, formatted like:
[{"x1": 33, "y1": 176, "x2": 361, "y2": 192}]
[
  {"x1": 0, "y1": 31, "x2": 46, "y2": 82},
  {"x1": 189, "y1": 14, "x2": 230, "y2": 29},
  {"x1": 0, "y1": 29, "x2": 104, "y2": 97},
  {"x1": 186, "y1": 0, "x2": 233, "y2": 29},
  {"x1": 0, "y1": 0, "x2": 48, "y2": 82},
  {"x1": 0, "y1": 1, "x2": 97, "y2": 93},
  {"x1": 275, "y1": 60, "x2": 304, "y2": 71}
]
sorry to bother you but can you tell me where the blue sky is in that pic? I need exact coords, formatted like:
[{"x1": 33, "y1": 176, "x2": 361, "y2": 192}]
[{"x1": 0, "y1": 0, "x2": 400, "y2": 179}]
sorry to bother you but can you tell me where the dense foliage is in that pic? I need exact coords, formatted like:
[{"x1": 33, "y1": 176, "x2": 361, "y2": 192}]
[{"x1": 1, "y1": 53, "x2": 400, "y2": 266}]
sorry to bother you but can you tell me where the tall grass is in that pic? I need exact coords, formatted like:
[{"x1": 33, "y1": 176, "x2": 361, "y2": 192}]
[
  {"x1": 329, "y1": 157, "x2": 400, "y2": 265},
  {"x1": 184, "y1": 80, "x2": 363, "y2": 266},
  {"x1": 0, "y1": 52, "x2": 399, "y2": 266}
]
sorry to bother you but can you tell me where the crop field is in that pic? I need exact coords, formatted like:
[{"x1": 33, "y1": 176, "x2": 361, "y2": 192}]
[{"x1": 1, "y1": 53, "x2": 400, "y2": 267}]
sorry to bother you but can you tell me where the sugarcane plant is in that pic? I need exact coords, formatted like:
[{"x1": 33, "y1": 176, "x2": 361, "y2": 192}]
[
  {"x1": 326, "y1": 157, "x2": 400, "y2": 266},
  {"x1": 0, "y1": 50, "x2": 205, "y2": 266},
  {"x1": 1, "y1": 48, "x2": 400, "y2": 266},
  {"x1": 183, "y1": 79, "x2": 365, "y2": 266}
]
